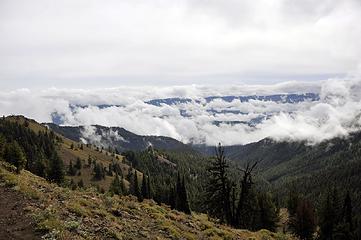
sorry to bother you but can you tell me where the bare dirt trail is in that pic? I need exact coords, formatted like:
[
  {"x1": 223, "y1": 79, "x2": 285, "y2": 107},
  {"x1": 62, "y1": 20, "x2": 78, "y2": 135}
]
[{"x1": 0, "y1": 186, "x2": 39, "y2": 240}]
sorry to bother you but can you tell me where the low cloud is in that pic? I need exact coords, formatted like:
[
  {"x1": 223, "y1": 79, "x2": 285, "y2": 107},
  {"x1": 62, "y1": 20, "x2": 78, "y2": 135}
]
[{"x1": 0, "y1": 78, "x2": 360, "y2": 146}]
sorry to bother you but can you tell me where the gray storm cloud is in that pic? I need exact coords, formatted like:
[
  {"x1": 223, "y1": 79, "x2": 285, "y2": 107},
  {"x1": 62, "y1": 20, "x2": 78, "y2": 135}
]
[{"x1": 0, "y1": 78, "x2": 360, "y2": 146}]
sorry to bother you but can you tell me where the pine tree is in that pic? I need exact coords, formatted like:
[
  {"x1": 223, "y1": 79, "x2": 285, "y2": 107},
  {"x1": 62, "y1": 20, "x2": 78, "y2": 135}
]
[
  {"x1": 3, "y1": 141, "x2": 27, "y2": 173},
  {"x1": 93, "y1": 163, "x2": 103, "y2": 180},
  {"x1": 204, "y1": 143, "x2": 232, "y2": 223},
  {"x1": 290, "y1": 199, "x2": 316, "y2": 240},
  {"x1": 257, "y1": 192, "x2": 279, "y2": 231},
  {"x1": 34, "y1": 151, "x2": 47, "y2": 178},
  {"x1": 48, "y1": 154, "x2": 64, "y2": 183},
  {"x1": 68, "y1": 160, "x2": 76, "y2": 176},
  {"x1": 147, "y1": 173, "x2": 152, "y2": 199},
  {"x1": 133, "y1": 171, "x2": 141, "y2": 201},
  {"x1": 110, "y1": 174, "x2": 123, "y2": 195},
  {"x1": 179, "y1": 176, "x2": 191, "y2": 214},
  {"x1": 236, "y1": 161, "x2": 258, "y2": 228},
  {"x1": 75, "y1": 157, "x2": 82, "y2": 169},
  {"x1": 319, "y1": 190, "x2": 336, "y2": 240},
  {"x1": 141, "y1": 174, "x2": 148, "y2": 200},
  {"x1": 342, "y1": 191, "x2": 353, "y2": 232}
]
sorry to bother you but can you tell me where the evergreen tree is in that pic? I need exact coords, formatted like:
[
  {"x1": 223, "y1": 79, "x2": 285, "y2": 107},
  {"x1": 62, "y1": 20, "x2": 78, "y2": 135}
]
[
  {"x1": 204, "y1": 143, "x2": 232, "y2": 223},
  {"x1": 141, "y1": 174, "x2": 148, "y2": 200},
  {"x1": 179, "y1": 176, "x2": 191, "y2": 214},
  {"x1": 168, "y1": 186, "x2": 176, "y2": 209},
  {"x1": 133, "y1": 171, "x2": 141, "y2": 201},
  {"x1": 147, "y1": 173, "x2": 152, "y2": 199},
  {"x1": 319, "y1": 190, "x2": 337, "y2": 240},
  {"x1": 3, "y1": 140, "x2": 27, "y2": 173},
  {"x1": 34, "y1": 151, "x2": 47, "y2": 178},
  {"x1": 48, "y1": 154, "x2": 64, "y2": 183},
  {"x1": 120, "y1": 176, "x2": 126, "y2": 195},
  {"x1": 110, "y1": 174, "x2": 123, "y2": 195},
  {"x1": 75, "y1": 157, "x2": 82, "y2": 169},
  {"x1": 68, "y1": 160, "x2": 76, "y2": 176},
  {"x1": 107, "y1": 163, "x2": 113, "y2": 176},
  {"x1": 257, "y1": 192, "x2": 279, "y2": 231},
  {"x1": 290, "y1": 199, "x2": 316, "y2": 240},
  {"x1": 342, "y1": 191, "x2": 353, "y2": 232},
  {"x1": 236, "y1": 161, "x2": 258, "y2": 228},
  {"x1": 93, "y1": 163, "x2": 103, "y2": 180},
  {"x1": 287, "y1": 189, "x2": 300, "y2": 217}
]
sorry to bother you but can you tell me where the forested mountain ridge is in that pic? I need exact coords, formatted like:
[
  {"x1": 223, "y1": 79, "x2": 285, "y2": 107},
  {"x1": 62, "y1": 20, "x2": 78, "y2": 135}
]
[
  {"x1": 208, "y1": 133, "x2": 361, "y2": 214},
  {"x1": 0, "y1": 115, "x2": 295, "y2": 239},
  {"x1": 46, "y1": 123, "x2": 192, "y2": 152},
  {"x1": 47, "y1": 117, "x2": 361, "y2": 216}
]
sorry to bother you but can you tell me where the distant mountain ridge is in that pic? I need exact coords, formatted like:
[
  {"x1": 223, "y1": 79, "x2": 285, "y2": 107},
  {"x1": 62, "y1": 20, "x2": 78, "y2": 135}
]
[
  {"x1": 46, "y1": 123, "x2": 192, "y2": 152},
  {"x1": 145, "y1": 93, "x2": 319, "y2": 106},
  {"x1": 50, "y1": 93, "x2": 319, "y2": 125}
]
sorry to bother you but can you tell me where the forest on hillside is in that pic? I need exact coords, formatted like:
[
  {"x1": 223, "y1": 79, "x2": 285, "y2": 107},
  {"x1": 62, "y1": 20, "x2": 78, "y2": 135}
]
[{"x1": 1, "y1": 117, "x2": 361, "y2": 239}]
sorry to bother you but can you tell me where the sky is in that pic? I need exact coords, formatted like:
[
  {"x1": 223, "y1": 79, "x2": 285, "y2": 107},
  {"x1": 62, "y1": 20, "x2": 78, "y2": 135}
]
[{"x1": 1, "y1": 0, "x2": 361, "y2": 89}]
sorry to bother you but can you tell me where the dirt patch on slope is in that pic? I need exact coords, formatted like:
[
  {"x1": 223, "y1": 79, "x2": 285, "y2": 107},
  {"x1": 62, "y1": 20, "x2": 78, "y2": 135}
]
[{"x1": 0, "y1": 186, "x2": 39, "y2": 240}]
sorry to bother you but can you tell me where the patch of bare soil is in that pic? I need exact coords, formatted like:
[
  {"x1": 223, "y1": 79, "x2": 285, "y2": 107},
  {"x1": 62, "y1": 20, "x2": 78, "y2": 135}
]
[{"x1": 0, "y1": 186, "x2": 39, "y2": 240}]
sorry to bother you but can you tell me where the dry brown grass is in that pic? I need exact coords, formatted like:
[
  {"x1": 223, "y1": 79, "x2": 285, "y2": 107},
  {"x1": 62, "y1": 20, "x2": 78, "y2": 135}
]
[{"x1": 0, "y1": 161, "x2": 296, "y2": 240}]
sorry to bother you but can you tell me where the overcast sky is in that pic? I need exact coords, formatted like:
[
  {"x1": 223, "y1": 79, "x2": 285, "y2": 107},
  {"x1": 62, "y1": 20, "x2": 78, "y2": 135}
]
[{"x1": 1, "y1": 0, "x2": 361, "y2": 90}]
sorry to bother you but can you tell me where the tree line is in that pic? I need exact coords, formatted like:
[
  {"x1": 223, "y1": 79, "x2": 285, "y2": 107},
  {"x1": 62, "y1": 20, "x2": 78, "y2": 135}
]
[{"x1": 0, "y1": 117, "x2": 64, "y2": 183}]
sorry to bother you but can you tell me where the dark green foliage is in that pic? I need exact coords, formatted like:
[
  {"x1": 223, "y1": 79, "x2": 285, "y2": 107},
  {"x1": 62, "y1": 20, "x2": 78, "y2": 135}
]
[
  {"x1": 107, "y1": 163, "x2": 113, "y2": 176},
  {"x1": 68, "y1": 160, "x2": 76, "y2": 176},
  {"x1": 290, "y1": 198, "x2": 316, "y2": 240},
  {"x1": 174, "y1": 174, "x2": 191, "y2": 214},
  {"x1": 0, "y1": 118, "x2": 64, "y2": 183},
  {"x1": 226, "y1": 133, "x2": 361, "y2": 217},
  {"x1": 147, "y1": 173, "x2": 152, "y2": 199},
  {"x1": 287, "y1": 189, "x2": 300, "y2": 217},
  {"x1": 75, "y1": 157, "x2": 82, "y2": 169},
  {"x1": 109, "y1": 174, "x2": 123, "y2": 195},
  {"x1": 204, "y1": 144, "x2": 278, "y2": 230},
  {"x1": 3, "y1": 140, "x2": 26, "y2": 173},
  {"x1": 257, "y1": 192, "x2": 279, "y2": 231},
  {"x1": 133, "y1": 171, "x2": 141, "y2": 201},
  {"x1": 141, "y1": 174, "x2": 148, "y2": 200},
  {"x1": 204, "y1": 143, "x2": 232, "y2": 223},
  {"x1": 93, "y1": 162, "x2": 105, "y2": 180},
  {"x1": 319, "y1": 190, "x2": 357, "y2": 240},
  {"x1": 48, "y1": 154, "x2": 65, "y2": 183},
  {"x1": 236, "y1": 161, "x2": 258, "y2": 229}
]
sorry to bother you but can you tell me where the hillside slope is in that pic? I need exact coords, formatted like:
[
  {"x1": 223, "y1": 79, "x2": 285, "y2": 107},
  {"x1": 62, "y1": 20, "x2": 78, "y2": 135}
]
[
  {"x1": 0, "y1": 161, "x2": 294, "y2": 240},
  {"x1": 4, "y1": 116, "x2": 136, "y2": 192},
  {"x1": 46, "y1": 123, "x2": 191, "y2": 152},
  {"x1": 219, "y1": 134, "x2": 361, "y2": 212}
]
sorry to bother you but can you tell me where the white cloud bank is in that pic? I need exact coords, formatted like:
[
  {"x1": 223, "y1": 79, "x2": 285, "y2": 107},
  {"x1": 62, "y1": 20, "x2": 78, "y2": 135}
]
[{"x1": 0, "y1": 78, "x2": 360, "y2": 146}]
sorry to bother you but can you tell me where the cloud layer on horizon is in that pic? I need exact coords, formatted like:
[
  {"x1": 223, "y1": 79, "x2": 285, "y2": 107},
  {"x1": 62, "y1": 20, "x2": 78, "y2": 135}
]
[{"x1": 0, "y1": 78, "x2": 360, "y2": 146}]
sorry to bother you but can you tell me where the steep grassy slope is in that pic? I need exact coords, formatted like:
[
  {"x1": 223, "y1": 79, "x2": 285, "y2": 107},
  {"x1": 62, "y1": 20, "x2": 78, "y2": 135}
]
[
  {"x1": 0, "y1": 161, "x2": 294, "y2": 240},
  {"x1": 5, "y1": 116, "x2": 136, "y2": 191}
]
